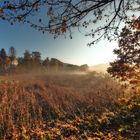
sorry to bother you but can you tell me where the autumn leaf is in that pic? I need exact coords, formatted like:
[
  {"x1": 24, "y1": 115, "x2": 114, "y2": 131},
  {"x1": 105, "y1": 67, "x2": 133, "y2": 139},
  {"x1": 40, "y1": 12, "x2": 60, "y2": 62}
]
[
  {"x1": 108, "y1": 132, "x2": 112, "y2": 138},
  {"x1": 61, "y1": 27, "x2": 66, "y2": 33},
  {"x1": 0, "y1": 8, "x2": 4, "y2": 14}
]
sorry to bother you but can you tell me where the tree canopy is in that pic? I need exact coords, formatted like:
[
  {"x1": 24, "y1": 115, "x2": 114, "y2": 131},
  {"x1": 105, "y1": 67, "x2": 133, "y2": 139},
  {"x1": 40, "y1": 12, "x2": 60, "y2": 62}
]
[
  {"x1": 0, "y1": 0, "x2": 139, "y2": 44},
  {"x1": 107, "y1": 15, "x2": 140, "y2": 87}
]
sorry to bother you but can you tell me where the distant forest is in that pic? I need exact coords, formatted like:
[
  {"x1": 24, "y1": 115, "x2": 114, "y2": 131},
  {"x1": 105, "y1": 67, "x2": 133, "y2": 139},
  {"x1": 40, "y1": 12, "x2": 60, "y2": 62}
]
[{"x1": 0, "y1": 47, "x2": 88, "y2": 74}]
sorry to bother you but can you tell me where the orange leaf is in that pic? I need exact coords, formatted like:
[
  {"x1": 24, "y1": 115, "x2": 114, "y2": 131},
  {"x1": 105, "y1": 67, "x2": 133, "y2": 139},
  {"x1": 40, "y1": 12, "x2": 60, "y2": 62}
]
[
  {"x1": 61, "y1": 27, "x2": 66, "y2": 33},
  {"x1": 0, "y1": 8, "x2": 4, "y2": 14}
]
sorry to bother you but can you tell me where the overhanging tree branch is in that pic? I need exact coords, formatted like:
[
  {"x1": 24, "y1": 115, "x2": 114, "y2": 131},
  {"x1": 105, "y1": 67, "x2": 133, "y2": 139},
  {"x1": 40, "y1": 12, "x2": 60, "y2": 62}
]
[{"x1": 0, "y1": 0, "x2": 139, "y2": 44}]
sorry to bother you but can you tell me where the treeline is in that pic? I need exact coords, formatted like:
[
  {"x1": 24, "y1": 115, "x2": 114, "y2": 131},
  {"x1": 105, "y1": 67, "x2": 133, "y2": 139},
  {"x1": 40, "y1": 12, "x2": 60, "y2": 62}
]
[
  {"x1": 18, "y1": 50, "x2": 88, "y2": 73},
  {"x1": 0, "y1": 47, "x2": 88, "y2": 74},
  {"x1": 0, "y1": 47, "x2": 17, "y2": 73}
]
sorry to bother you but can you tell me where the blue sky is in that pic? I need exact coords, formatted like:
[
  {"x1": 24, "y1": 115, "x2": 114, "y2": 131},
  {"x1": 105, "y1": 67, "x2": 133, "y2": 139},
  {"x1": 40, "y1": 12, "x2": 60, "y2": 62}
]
[
  {"x1": 0, "y1": 0, "x2": 138, "y2": 66},
  {"x1": 0, "y1": 18, "x2": 117, "y2": 66}
]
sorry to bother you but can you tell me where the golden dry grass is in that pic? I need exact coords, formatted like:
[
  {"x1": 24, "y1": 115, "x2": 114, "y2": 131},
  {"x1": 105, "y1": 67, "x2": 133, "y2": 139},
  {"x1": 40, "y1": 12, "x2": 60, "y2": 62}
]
[{"x1": 0, "y1": 72, "x2": 138, "y2": 139}]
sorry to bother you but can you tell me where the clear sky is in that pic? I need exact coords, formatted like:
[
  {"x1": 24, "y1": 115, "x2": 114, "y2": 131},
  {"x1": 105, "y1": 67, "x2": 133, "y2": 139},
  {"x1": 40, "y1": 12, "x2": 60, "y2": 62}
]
[{"x1": 0, "y1": 18, "x2": 117, "y2": 66}]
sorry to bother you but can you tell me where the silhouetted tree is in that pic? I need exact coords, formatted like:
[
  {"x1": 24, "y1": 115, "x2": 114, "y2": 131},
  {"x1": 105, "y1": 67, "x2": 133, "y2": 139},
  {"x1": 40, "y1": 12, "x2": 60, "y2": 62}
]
[
  {"x1": 23, "y1": 50, "x2": 32, "y2": 69},
  {"x1": 0, "y1": 48, "x2": 7, "y2": 60},
  {"x1": 16, "y1": 57, "x2": 25, "y2": 73},
  {"x1": 9, "y1": 46, "x2": 16, "y2": 60},
  {"x1": 43, "y1": 57, "x2": 50, "y2": 70},
  {"x1": 24, "y1": 50, "x2": 31, "y2": 60},
  {"x1": 80, "y1": 64, "x2": 88, "y2": 71},
  {"x1": 50, "y1": 58, "x2": 62, "y2": 71},
  {"x1": 17, "y1": 57, "x2": 24, "y2": 65},
  {"x1": 107, "y1": 16, "x2": 140, "y2": 87},
  {"x1": 32, "y1": 51, "x2": 41, "y2": 65},
  {"x1": 0, "y1": 48, "x2": 12, "y2": 73},
  {"x1": 0, "y1": 0, "x2": 139, "y2": 44},
  {"x1": 3, "y1": 57, "x2": 11, "y2": 72}
]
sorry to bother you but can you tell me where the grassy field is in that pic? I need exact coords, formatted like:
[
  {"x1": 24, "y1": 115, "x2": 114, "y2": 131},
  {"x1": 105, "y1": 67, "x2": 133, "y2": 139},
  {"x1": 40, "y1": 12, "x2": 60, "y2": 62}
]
[{"x1": 0, "y1": 72, "x2": 139, "y2": 139}]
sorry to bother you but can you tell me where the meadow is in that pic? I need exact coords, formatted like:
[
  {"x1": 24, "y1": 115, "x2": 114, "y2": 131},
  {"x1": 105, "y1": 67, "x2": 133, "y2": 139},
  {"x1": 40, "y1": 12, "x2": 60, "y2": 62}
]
[{"x1": 0, "y1": 72, "x2": 139, "y2": 140}]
